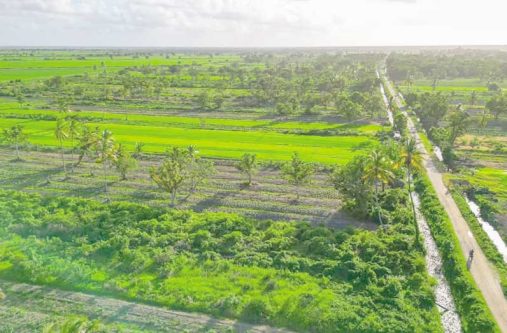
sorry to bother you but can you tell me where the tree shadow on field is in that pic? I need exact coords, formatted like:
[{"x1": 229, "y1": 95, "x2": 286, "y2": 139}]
[
  {"x1": 323, "y1": 209, "x2": 377, "y2": 231},
  {"x1": 130, "y1": 189, "x2": 160, "y2": 202},
  {"x1": 191, "y1": 190, "x2": 234, "y2": 212},
  {"x1": 65, "y1": 183, "x2": 106, "y2": 199},
  {"x1": 0, "y1": 166, "x2": 62, "y2": 190}
]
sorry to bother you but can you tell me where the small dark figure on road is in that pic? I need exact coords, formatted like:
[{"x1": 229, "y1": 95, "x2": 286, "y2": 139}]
[{"x1": 467, "y1": 249, "x2": 474, "y2": 270}]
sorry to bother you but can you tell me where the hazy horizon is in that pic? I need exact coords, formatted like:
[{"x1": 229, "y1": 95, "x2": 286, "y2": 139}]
[{"x1": 2, "y1": 0, "x2": 507, "y2": 47}]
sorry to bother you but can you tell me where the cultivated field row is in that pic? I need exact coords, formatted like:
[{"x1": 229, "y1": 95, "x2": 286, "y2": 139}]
[{"x1": 0, "y1": 148, "x2": 372, "y2": 229}]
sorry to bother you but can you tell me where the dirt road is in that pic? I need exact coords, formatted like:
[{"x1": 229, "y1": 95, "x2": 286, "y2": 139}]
[
  {"x1": 0, "y1": 280, "x2": 292, "y2": 333},
  {"x1": 383, "y1": 77, "x2": 507, "y2": 332}
]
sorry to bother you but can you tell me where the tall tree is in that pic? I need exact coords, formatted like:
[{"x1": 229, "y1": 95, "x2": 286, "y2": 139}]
[
  {"x1": 335, "y1": 94, "x2": 362, "y2": 121},
  {"x1": 150, "y1": 148, "x2": 188, "y2": 207},
  {"x1": 401, "y1": 138, "x2": 423, "y2": 244},
  {"x1": 331, "y1": 156, "x2": 373, "y2": 218},
  {"x1": 415, "y1": 92, "x2": 448, "y2": 131},
  {"x1": 66, "y1": 115, "x2": 81, "y2": 172},
  {"x1": 2, "y1": 125, "x2": 28, "y2": 161},
  {"x1": 486, "y1": 93, "x2": 507, "y2": 119},
  {"x1": 96, "y1": 130, "x2": 116, "y2": 197},
  {"x1": 76, "y1": 126, "x2": 100, "y2": 166},
  {"x1": 236, "y1": 153, "x2": 258, "y2": 186},
  {"x1": 282, "y1": 152, "x2": 314, "y2": 201},
  {"x1": 362, "y1": 149, "x2": 394, "y2": 224},
  {"x1": 446, "y1": 105, "x2": 471, "y2": 146},
  {"x1": 54, "y1": 118, "x2": 69, "y2": 177}
]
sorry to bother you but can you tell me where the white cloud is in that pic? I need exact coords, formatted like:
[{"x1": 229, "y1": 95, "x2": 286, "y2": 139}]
[{"x1": 0, "y1": 0, "x2": 506, "y2": 46}]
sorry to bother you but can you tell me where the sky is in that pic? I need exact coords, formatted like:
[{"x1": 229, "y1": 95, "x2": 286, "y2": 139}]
[{"x1": 1, "y1": 0, "x2": 507, "y2": 47}]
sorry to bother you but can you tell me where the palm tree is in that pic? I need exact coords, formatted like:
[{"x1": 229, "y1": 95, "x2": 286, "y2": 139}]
[
  {"x1": 401, "y1": 138, "x2": 423, "y2": 244},
  {"x1": 96, "y1": 130, "x2": 116, "y2": 198},
  {"x1": 363, "y1": 149, "x2": 394, "y2": 224},
  {"x1": 76, "y1": 126, "x2": 100, "y2": 167},
  {"x1": 54, "y1": 118, "x2": 69, "y2": 177},
  {"x1": 66, "y1": 115, "x2": 81, "y2": 172}
]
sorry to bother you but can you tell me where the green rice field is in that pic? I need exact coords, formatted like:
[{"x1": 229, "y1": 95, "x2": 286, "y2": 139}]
[{"x1": 0, "y1": 115, "x2": 379, "y2": 164}]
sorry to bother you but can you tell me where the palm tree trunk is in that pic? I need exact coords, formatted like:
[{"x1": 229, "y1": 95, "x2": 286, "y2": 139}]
[
  {"x1": 375, "y1": 181, "x2": 383, "y2": 225},
  {"x1": 60, "y1": 141, "x2": 67, "y2": 177},
  {"x1": 407, "y1": 168, "x2": 419, "y2": 244},
  {"x1": 103, "y1": 161, "x2": 108, "y2": 197}
]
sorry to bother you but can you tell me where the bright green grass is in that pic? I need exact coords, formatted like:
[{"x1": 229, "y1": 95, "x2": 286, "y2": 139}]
[
  {"x1": 0, "y1": 117, "x2": 376, "y2": 164},
  {"x1": 0, "y1": 68, "x2": 97, "y2": 82},
  {"x1": 400, "y1": 79, "x2": 507, "y2": 94},
  {"x1": 0, "y1": 55, "x2": 245, "y2": 81},
  {"x1": 466, "y1": 168, "x2": 507, "y2": 199},
  {"x1": 0, "y1": 55, "x2": 241, "y2": 69},
  {"x1": 453, "y1": 167, "x2": 507, "y2": 214}
]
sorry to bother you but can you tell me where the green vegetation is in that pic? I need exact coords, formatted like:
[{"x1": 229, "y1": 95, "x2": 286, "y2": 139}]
[
  {"x1": 388, "y1": 50, "x2": 507, "y2": 239},
  {"x1": 414, "y1": 174, "x2": 500, "y2": 333},
  {"x1": 7, "y1": 48, "x2": 505, "y2": 331},
  {"x1": 236, "y1": 153, "x2": 258, "y2": 186},
  {"x1": 0, "y1": 189, "x2": 441, "y2": 333},
  {"x1": 0, "y1": 116, "x2": 377, "y2": 164},
  {"x1": 1, "y1": 124, "x2": 27, "y2": 160},
  {"x1": 448, "y1": 167, "x2": 507, "y2": 245}
]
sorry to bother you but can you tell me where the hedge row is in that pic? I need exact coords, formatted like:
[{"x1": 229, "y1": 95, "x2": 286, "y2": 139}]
[{"x1": 414, "y1": 173, "x2": 500, "y2": 333}]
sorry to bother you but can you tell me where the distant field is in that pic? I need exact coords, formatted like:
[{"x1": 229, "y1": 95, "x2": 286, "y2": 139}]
[
  {"x1": 0, "y1": 54, "x2": 244, "y2": 81},
  {"x1": 449, "y1": 166, "x2": 507, "y2": 241},
  {"x1": 455, "y1": 168, "x2": 507, "y2": 204},
  {"x1": 398, "y1": 79, "x2": 507, "y2": 105},
  {"x1": 0, "y1": 104, "x2": 384, "y2": 133},
  {"x1": 0, "y1": 116, "x2": 378, "y2": 164}
]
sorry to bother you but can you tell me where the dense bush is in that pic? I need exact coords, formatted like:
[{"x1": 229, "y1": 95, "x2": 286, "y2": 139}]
[
  {"x1": 414, "y1": 175, "x2": 500, "y2": 332},
  {"x1": 0, "y1": 190, "x2": 442, "y2": 332}
]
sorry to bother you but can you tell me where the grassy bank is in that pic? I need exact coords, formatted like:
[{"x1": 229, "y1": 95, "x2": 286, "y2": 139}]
[{"x1": 414, "y1": 174, "x2": 500, "y2": 332}]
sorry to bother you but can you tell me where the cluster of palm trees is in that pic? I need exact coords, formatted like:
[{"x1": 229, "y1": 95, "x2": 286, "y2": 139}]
[
  {"x1": 53, "y1": 114, "x2": 138, "y2": 199},
  {"x1": 362, "y1": 138, "x2": 422, "y2": 243}
]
